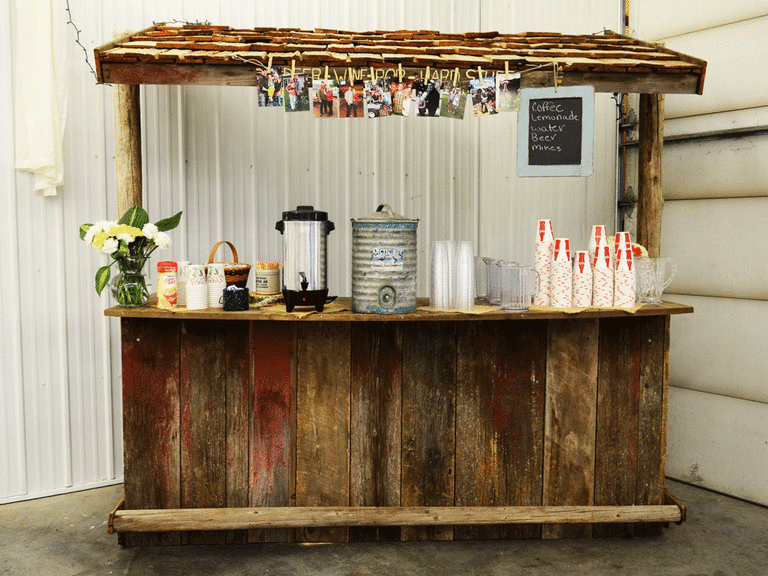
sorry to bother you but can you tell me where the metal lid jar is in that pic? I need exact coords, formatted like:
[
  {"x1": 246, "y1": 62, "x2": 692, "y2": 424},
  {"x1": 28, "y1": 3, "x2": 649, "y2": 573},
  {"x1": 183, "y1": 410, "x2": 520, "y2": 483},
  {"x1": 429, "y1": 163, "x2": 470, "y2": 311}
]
[{"x1": 351, "y1": 204, "x2": 419, "y2": 314}]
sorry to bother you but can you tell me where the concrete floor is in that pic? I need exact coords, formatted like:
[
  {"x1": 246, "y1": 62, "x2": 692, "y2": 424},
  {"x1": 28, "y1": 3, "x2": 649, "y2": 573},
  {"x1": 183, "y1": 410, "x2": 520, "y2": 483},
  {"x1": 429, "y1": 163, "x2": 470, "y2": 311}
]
[{"x1": 0, "y1": 479, "x2": 766, "y2": 576}]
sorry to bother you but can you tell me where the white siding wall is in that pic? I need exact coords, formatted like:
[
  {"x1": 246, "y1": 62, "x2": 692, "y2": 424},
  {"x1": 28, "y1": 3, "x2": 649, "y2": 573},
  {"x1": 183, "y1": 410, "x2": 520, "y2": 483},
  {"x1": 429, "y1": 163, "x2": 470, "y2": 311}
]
[
  {"x1": 631, "y1": 1, "x2": 768, "y2": 505},
  {"x1": 0, "y1": 0, "x2": 620, "y2": 503}
]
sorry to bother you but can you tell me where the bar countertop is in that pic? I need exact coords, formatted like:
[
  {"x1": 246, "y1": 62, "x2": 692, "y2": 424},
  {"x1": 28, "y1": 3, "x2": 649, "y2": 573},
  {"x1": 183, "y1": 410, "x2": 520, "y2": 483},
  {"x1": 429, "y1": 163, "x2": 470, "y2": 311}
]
[{"x1": 104, "y1": 296, "x2": 693, "y2": 321}]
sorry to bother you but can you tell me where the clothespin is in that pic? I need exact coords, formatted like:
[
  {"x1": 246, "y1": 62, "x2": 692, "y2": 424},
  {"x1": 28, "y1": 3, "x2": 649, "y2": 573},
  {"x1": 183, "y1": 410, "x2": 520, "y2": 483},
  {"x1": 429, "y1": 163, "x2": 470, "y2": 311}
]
[
  {"x1": 267, "y1": 55, "x2": 273, "y2": 72},
  {"x1": 397, "y1": 63, "x2": 404, "y2": 82},
  {"x1": 425, "y1": 66, "x2": 430, "y2": 82},
  {"x1": 553, "y1": 62, "x2": 559, "y2": 91},
  {"x1": 454, "y1": 67, "x2": 460, "y2": 85},
  {"x1": 325, "y1": 65, "x2": 329, "y2": 81},
  {"x1": 291, "y1": 60, "x2": 295, "y2": 77},
  {"x1": 505, "y1": 61, "x2": 509, "y2": 80},
  {"x1": 370, "y1": 67, "x2": 375, "y2": 81},
  {"x1": 478, "y1": 66, "x2": 483, "y2": 81}
]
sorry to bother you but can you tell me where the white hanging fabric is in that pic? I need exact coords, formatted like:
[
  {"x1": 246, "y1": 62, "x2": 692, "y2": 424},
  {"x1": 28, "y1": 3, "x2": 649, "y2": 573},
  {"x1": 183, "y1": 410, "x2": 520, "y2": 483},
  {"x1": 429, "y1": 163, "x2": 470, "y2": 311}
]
[{"x1": 13, "y1": 0, "x2": 68, "y2": 196}]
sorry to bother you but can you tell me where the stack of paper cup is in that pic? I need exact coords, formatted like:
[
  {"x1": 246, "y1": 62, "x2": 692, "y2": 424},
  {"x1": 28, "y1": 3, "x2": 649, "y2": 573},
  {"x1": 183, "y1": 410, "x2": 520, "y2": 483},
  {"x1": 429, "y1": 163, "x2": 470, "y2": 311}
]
[
  {"x1": 588, "y1": 225, "x2": 608, "y2": 264},
  {"x1": 550, "y1": 238, "x2": 572, "y2": 308},
  {"x1": 614, "y1": 231, "x2": 632, "y2": 257},
  {"x1": 185, "y1": 264, "x2": 208, "y2": 309},
  {"x1": 534, "y1": 219, "x2": 554, "y2": 306},
  {"x1": 207, "y1": 262, "x2": 226, "y2": 308},
  {"x1": 572, "y1": 250, "x2": 593, "y2": 307},
  {"x1": 592, "y1": 245, "x2": 614, "y2": 307},
  {"x1": 613, "y1": 247, "x2": 636, "y2": 307},
  {"x1": 176, "y1": 261, "x2": 190, "y2": 307}
]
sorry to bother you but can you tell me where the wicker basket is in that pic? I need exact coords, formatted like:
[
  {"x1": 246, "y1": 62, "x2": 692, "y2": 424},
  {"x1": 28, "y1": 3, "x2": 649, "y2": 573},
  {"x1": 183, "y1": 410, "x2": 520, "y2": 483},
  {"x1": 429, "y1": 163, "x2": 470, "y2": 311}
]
[{"x1": 208, "y1": 241, "x2": 251, "y2": 287}]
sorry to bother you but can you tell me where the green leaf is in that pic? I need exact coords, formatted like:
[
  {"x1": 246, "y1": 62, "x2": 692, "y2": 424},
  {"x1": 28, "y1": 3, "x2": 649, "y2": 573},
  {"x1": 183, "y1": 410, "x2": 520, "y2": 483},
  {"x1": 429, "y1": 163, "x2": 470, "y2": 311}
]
[
  {"x1": 80, "y1": 224, "x2": 92, "y2": 241},
  {"x1": 115, "y1": 240, "x2": 129, "y2": 260},
  {"x1": 118, "y1": 205, "x2": 149, "y2": 230},
  {"x1": 95, "y1": 265, "x2": 111, "y2": 296},
  {"x1": 154, "y1": 210, "x2": 183, "y2": 232}
]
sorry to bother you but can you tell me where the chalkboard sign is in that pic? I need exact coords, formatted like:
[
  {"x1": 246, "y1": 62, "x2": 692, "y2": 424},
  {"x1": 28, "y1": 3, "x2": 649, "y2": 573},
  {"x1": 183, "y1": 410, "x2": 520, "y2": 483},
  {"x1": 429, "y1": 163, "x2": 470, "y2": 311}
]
[{"x1": 517, "y1": 86, "x2": 594, "y2": 177}]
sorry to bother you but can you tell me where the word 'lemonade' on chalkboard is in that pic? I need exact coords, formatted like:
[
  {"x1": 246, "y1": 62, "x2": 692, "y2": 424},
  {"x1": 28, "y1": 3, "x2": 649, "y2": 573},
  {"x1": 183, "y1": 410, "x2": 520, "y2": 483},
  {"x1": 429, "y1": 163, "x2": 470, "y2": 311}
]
[
  {"x1": 529, "y1": 97, "x2": 582, "y2": 165},
  {"x1": 517, "y1": 86, "x2": 594, "y2": 177}
]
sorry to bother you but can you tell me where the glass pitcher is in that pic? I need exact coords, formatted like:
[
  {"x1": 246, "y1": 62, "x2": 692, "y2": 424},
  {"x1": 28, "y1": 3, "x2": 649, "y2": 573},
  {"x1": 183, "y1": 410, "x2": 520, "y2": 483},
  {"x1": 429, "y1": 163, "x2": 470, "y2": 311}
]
[
  {"x1": 497, "y1": 261, "x2": 539, "y2": 311},
  {"x1": 635, "y1": 258, "x2": 676, "y2": 304}
]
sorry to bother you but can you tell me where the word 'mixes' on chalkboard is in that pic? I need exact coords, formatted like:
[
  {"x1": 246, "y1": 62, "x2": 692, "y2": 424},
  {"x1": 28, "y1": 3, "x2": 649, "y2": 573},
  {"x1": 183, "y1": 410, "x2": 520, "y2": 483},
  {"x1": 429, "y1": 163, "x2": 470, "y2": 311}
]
[{"x1": 517, "y1": 86, "x2": 594, "y2": 177}]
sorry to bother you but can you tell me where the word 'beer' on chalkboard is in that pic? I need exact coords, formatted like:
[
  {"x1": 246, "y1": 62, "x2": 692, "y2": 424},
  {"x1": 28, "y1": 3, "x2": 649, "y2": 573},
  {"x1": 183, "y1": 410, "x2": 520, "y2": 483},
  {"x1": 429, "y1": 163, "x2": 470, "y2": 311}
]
[{"x1": 517, "y1": 86, "x2": 594, "y2": 177}]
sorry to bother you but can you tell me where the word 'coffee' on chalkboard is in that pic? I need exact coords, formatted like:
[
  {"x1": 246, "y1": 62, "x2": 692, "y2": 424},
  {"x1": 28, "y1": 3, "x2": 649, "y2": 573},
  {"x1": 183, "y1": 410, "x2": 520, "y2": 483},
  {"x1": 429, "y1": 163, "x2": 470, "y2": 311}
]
[{"x1": 517, "y1": 86, "x2": 594, "y2": 177}]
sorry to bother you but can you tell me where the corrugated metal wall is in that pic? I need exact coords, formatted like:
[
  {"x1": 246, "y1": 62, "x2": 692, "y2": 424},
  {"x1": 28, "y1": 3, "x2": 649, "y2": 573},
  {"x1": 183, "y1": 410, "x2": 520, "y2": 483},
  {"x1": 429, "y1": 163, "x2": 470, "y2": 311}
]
[
  {"x1": 1, "y1": 0, "x2": 620, "y2": 503},
  {"x1": 629, "y1": 0, "x2": 768, "y2": 505}
]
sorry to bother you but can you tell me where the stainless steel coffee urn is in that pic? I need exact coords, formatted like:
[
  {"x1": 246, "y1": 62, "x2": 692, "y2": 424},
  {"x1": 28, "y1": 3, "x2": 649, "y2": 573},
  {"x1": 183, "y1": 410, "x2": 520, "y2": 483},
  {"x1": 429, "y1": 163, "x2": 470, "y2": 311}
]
[
  {"x1": 276, "y1": 205, "x2": 335, "y2": 312},
  {"x1": 351, "y1": 204, "x2": 418, "y2": 314}
]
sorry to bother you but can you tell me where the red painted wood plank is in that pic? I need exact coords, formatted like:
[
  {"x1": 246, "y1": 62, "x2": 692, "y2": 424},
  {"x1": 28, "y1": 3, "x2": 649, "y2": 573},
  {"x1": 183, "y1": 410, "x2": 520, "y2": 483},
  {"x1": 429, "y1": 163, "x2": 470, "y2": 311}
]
[
  {"x1": 121, "y1": 318, "x2": 181, "y2": 546},
  {"x1": 250, "y1": 321, "x2": 296, "y2": 543}
]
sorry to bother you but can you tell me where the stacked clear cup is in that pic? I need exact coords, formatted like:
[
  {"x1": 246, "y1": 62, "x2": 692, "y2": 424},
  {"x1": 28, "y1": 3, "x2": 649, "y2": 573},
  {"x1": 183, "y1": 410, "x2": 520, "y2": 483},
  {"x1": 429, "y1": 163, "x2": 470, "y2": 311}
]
[
  {"x1": 453, "y1": 241, "x2": 475, "y2": 311},
  {"x1": 430, "y1": 241, "x2": 451, "y2": 309}
]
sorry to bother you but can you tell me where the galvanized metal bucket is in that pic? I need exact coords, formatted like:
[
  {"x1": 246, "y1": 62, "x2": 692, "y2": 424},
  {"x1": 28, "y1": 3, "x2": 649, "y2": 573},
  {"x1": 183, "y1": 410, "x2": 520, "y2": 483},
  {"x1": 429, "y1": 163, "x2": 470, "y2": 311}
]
[{"x1": 351, "y1": 204, "x2": 419, "y2": 314}]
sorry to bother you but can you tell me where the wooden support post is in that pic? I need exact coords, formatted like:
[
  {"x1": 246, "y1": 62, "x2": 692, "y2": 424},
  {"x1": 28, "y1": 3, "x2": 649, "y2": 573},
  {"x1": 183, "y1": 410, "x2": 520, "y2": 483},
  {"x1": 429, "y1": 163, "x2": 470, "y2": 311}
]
[
  {"x1": 113, "y1": 30, "x2": 142, "y2": 218},
  {"x1": 114, "y1": 83, "x2": 142, "y2": 217},
  {"x1": 637, "y1": 93, "x2": 664, "y2": 258}
]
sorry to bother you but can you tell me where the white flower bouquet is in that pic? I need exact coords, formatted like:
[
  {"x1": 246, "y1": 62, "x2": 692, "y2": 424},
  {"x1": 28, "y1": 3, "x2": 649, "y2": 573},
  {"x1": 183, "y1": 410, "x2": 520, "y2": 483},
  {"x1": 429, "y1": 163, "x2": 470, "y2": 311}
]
[{"x1": 80, "y1": 205, "x2": 182, "y2": 306}]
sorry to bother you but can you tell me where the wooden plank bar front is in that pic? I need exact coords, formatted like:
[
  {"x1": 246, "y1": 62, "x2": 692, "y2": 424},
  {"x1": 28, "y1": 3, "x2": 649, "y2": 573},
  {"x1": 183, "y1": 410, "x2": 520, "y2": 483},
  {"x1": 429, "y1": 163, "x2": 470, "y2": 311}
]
[{"x1": 109, "y1": 300, "x2": 692, "y2": 545}]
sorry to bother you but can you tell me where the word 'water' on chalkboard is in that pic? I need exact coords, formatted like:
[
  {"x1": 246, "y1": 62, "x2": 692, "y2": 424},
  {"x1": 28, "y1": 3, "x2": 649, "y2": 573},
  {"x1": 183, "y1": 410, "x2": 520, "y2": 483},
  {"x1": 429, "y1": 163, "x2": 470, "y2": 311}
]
[{"x1": 517, "y1": 86, "x2": 594, "y2": 177}]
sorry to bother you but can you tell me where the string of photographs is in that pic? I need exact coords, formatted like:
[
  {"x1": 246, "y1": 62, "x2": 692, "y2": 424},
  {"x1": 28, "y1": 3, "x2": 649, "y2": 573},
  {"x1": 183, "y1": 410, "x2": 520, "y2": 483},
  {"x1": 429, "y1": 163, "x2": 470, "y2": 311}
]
[{"x1": 257, "y1": 67, "x2": 523, "y2": 119}]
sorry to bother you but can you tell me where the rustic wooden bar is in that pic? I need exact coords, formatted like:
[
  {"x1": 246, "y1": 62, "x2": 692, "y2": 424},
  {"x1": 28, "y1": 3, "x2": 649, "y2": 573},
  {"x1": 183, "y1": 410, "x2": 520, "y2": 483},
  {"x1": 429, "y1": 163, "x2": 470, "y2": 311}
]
[{"x1": 106, "y1": 298, "x2": 691, "y2": 546}]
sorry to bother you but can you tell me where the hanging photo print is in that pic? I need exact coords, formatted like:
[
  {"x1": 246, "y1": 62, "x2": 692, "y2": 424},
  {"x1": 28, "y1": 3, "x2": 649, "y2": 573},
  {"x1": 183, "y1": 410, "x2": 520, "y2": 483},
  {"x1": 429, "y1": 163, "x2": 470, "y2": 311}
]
[
  {"x1": 470, "y1": 75, "x2": 498, "y2": 117},
  {"x1": 258, "y1": 68, "x2": 284, "y2": 107},
  {"x1": 283, "y1": 73, "x2": 310, "y2": 112},
  {"x1": 440, "y1": 79, "x2": 468, "y2": 120},
  {"x1": 339, "y1": 83, "x2": 365, "y2": 118},
  {"x1": 496, "y1": 73, "x2": 521, "y2": 112},
  {"x1": 390, "y1": 79, "x2": 413, "y2": 116},
  {"x1": 312, "y1": 79, "x2": 339, "y2": 118},
  {"x1": 415, "y1": 80, "x2": 442, "y2": 117},
  {"x1": 364, "y1": 79, "x2": 393, "y2": 118}
]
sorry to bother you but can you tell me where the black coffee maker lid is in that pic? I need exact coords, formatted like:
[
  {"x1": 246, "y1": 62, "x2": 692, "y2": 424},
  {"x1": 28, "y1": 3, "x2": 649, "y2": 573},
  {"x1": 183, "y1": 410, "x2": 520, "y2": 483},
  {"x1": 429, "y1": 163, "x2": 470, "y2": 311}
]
[{"x1": 281, "y1": 205, "x2": 329, "y2": 221}]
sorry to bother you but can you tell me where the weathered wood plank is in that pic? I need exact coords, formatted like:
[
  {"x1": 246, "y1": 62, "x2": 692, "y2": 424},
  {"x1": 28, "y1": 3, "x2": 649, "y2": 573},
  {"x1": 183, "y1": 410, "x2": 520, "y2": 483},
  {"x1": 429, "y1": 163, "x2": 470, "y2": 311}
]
[
  {"x1": 179, "y1": 320, "x2": 228, "y2": 545},
  {"x1": 543, "y1": 318, "x2": 599, "y2": 539},
  {"x1": 111, "y1": 503, "x2": 682, "y2": 533},
  {"x1": 455, "y1": 320, "x2": 547, "y2": 540},
  {"x1": 224, "y1": 321, "x2": 251, "y2": 544},
  {"x1": 455, "y1": 321, "x2": 501, "y2": 540},
  {"x1": 249, "y1": 321, "x2": 296, "y2": 543},
  {"x1": 350, "y1": 323, "x2": 402, "y2": 542},
  {"x1": 594, "y1": 318, "x2": 641, "y2": 538},
  {"x1": 495, "y1": 320, "x2": 547, "y2": 539},
  {"x1": 121, "y1": 318, "x2": 181, "y2": 546},
  {"x1": 295, "y1": 322, "x2": 351, "y2": 543},
  {"x1": 401, "y1": 322, "x2": 456, "y2": 541},
  {"x1": 634, "y1": 316, "x2": 667, "y2": 537}
]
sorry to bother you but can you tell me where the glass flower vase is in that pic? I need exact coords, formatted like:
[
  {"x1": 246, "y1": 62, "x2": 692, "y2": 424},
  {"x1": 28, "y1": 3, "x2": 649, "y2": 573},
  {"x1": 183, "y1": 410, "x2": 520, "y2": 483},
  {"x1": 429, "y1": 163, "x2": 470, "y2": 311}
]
[{"x1": 110, "y1": 256, "x2": 151, "y2": 307}]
